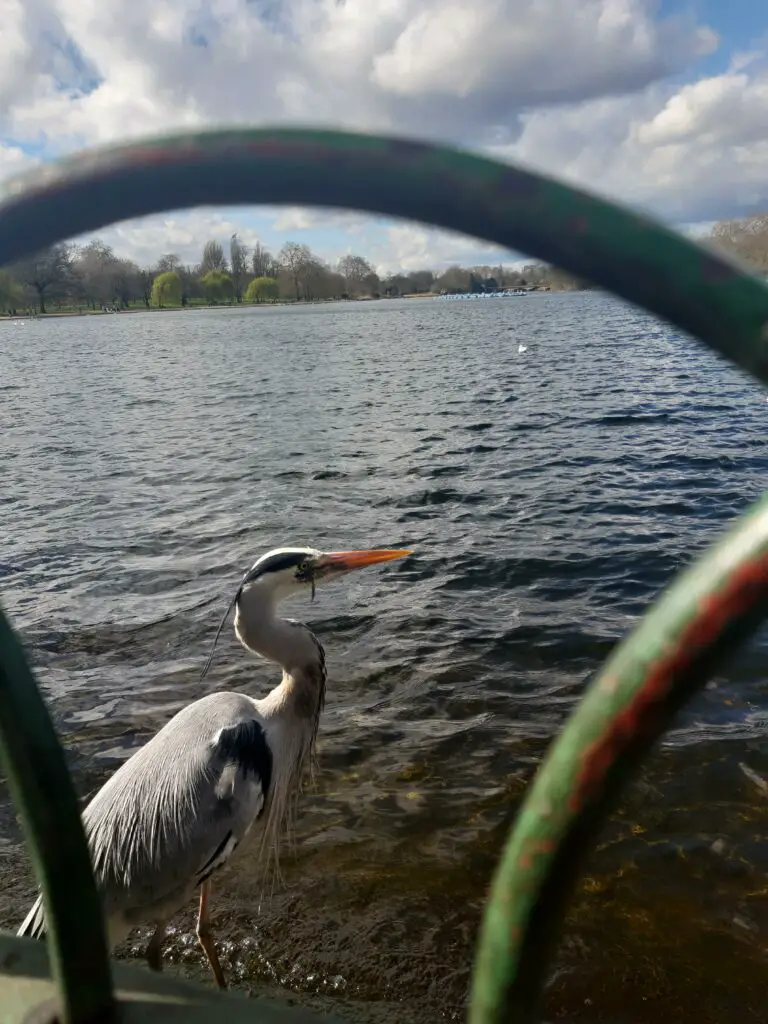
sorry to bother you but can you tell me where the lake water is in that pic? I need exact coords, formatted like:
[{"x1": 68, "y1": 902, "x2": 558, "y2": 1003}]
[{"x1": 1, "y1": 295, "x2": 768, "y2": 1023}]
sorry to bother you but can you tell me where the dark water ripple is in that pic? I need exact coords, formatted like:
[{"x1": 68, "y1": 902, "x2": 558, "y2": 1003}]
[{"x1": 2, "y1": 295, "x2": 768, "y2": 1022}]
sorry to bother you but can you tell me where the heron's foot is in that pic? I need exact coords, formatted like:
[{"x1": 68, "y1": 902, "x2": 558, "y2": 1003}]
[{"x1": 146, "y1": 922, "x2": 167, "y2": 973}]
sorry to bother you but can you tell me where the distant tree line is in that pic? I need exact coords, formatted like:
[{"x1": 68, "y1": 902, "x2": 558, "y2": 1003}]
[
  {"x1": 0, "y1": 231, "x2": 592, "y2": 316},
  {"x1": 5, "y1": 213, "x2": 766, "y2": 317}
]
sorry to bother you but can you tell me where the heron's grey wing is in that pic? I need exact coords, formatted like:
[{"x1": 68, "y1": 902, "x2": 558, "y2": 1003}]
[
  {"x1": 19, "y1": 712, "x2": 272, "y2": 939},
  {"x1": 91, "y1": 715, "x2": 273, "y2": 920}
]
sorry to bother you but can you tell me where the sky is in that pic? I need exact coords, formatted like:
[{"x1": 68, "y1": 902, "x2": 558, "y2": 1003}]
[{"x1": 1, "y1": 0, "x2": 766, "y2": 275}]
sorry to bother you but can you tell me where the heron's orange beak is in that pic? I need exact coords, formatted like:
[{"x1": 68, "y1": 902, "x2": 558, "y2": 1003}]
[{"x1": 319, "y1": 548, "x2": 413, "y2": 571}]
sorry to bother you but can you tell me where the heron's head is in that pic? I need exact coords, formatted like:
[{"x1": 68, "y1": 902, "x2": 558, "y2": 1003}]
[
  {"x1": 238, "y1": 545, "x2": 412, "y2": 604},
  {"x1": 201, "y1": 545, "x2": 412, "y2": 678}
]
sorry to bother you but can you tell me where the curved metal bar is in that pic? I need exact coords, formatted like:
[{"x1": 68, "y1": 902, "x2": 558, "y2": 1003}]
[
  {"x1": 469, "y1": 493, "x2": 768, "y2": 1022},
  {"x1": 1, "y1": 127, "x2": 768, "y2": 1022},
  {"x1": 0, "y1": 611, "x2": 115, "y2": 1022},
  {"x1": 1, "y1": 128, "x2": 768, "y2": 386}
]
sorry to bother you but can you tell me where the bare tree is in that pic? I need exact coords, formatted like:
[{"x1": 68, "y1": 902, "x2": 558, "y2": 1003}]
[
  {"x1": 251, "y1": 242, "x2": 273, "y2": 278},
  {"x1": 200, "y1": 240, "x2": 227, "y2": 275},
  {"x1": 73, "y1": 239, "x2": 119, "y2": 307},
  {"x1": 229, "y1": 233, "x2": 248, "y2": 302},
  {"x1": 299, "y1": 257, "x2": 328, "y2": 301},
  {"x1": 279, "y1": 242, "x2": 312, "y2": 301},
  {"x1": 178, "y1": 265, "x2": 198, "y2": 306},
  {"x1": 13, "y1": 245, "x2": 74, "y2": 314},
  {"x1": 337, "y1": 254, "x2": 376, "y2": 295},
  {"x1": 112, "y1": 259, "x2": 142, "y2": 308},
  {"x1": 156, "y1": 253, "x2": 182, "y2": 274},
  {"x1": 409, "y1": 269, "x2": 435, "y2": 294},
  {"x1": 320, "y1": 270, "x2": 346, "y2": 300},
  {"x1": 434, "y1": 265, "x2": 471, "y2": 294},
  {"x1": 137, "y1": 268, "x2": 155, "y2": 308}
]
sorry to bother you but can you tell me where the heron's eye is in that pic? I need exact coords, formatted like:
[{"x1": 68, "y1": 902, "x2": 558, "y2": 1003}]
[{"x1": 296, "y1": 560, "x2": 314, "y2": 582}]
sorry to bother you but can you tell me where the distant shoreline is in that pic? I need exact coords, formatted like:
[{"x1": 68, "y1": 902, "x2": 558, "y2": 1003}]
[
  {"x1": 0, "y1": 288, "x2": 584, "y2": 322},
  {"x1": 0, "y1": 296, "x2": 404, "y2": 320}
]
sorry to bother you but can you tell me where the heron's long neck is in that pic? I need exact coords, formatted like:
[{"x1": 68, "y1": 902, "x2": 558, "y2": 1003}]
[
  {"x1": 234, "y1": 587, "x2": 296, "y2": 668},
  {"x1": 236, "y1": 586, "x2": 326, "y2": 868},
  {"x1": 235, "y1": 585, "x2": 326, "y2": 733}
]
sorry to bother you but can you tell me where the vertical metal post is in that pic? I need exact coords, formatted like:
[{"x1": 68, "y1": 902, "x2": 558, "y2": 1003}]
[{"x1": 0, "y1": 608, "x2": 115, "y2": 1023}]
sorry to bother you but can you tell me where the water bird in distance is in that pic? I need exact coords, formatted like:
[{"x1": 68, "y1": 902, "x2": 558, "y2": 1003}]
[{"x1": 18, "y1": 544, "x2": 413, "y2": 987}]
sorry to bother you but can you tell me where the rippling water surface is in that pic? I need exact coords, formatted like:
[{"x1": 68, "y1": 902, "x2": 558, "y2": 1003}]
[{"x1": 2, "y1": 295, "x2": 768, "y2": 1022}]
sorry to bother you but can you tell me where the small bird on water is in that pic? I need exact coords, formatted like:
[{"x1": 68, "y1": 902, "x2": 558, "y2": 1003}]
[{"x1": 18, "y1": 544, "x2": 412, "y2": 987}]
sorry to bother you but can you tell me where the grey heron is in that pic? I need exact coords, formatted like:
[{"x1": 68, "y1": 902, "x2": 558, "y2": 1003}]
[{"x1": 18, "y1": 544, "x2": 412, "y2": 988}]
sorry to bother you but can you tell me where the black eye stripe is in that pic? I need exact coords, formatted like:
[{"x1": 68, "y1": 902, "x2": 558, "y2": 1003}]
[{"x1": 242, "y1": 551, "x2": 309, "y2": 584}]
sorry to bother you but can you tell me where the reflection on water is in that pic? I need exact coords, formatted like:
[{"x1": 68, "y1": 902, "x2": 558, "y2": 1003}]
[{"x1": 1, "y1": 296, "x2": 768, "y2": 1022}]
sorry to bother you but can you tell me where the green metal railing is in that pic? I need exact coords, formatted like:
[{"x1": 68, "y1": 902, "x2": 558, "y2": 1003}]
[{"x1": 1, "y1": 128, "x2": 768, "y2": 1024}]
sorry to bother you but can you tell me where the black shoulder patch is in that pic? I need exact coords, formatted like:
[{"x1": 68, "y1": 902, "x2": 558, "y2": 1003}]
[{"x1": 215, "y1": 719, "x2": 273, "y2": 802}]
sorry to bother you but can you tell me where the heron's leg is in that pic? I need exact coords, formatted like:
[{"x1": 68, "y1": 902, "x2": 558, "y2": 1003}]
[
  {"x1": 196, "y1": 878, "x2": 227, "y2": 989},
  {"x1": 146, "y1": 922, "x2": 167, "y2": 972}
]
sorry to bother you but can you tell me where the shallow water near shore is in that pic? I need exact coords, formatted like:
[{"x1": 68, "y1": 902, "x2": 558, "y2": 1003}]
[{"x1": 2, "y1": 294, "x2": 768, "y2": 1021}]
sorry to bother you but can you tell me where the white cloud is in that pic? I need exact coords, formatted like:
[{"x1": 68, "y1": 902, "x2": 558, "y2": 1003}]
[
  {"x1": 2, "y1": 0, "x2": 718, "y2": 149},
  {"x1": 497, "y1": 66, "x2": 768, "y2": 222},
  {"x1": 270, "y1": 207, "x2": 368, "y2": 233},
  {"x1": 372, "y1": 224, "x2": 509, "y2": 275},
  {"x1": 0, "y1": 1, "x2": 766, "y2": 272},
  {"x1": 271, "y1": 207, "x2": 323, "y2": 232},
  {"x1": 68, "y1": 209, "x2": 267, "y2": 267},
  {"x1": 637, "y1": 73, "x2": 768, "y2": 147},
  {"x1": 370, "y1": 1, "x2": 716, "y2": 104},
  {"x1": 0, "y1": 144, "x2": 39, "y2": 181}
]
